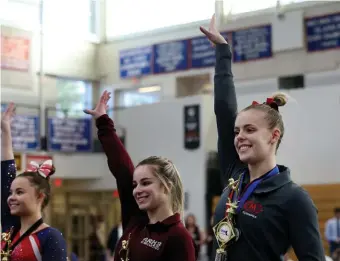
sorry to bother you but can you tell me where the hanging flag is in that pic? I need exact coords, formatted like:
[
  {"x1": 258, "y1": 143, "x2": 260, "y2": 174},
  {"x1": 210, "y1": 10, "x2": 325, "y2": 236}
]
[{"x1": 184, "y1": 104, "x2": 200, "y2": 150}]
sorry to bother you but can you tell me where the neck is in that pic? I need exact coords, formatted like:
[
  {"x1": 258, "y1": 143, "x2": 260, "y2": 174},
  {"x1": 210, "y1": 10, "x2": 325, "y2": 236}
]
[
  {"x1": 148, "y1": 204, "x2": 173, "y2": 224},
  {"x1": 20, "y1": 213, "x2": 42, "y2": 234},
  {"x1": 248, "y1": 157, "x2": 277, "y2": 182}
]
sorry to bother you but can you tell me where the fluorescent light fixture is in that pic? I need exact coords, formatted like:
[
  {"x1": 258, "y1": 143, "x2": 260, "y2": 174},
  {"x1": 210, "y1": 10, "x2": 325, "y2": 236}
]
[{"x1": 138, "y1": 86, "x2": 161, "y2": 93}]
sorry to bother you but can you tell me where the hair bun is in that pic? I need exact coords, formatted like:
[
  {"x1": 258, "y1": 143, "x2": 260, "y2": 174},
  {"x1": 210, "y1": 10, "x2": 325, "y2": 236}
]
[{"x1": 272, "y1": 92, "x2": 288, "y2": 107}]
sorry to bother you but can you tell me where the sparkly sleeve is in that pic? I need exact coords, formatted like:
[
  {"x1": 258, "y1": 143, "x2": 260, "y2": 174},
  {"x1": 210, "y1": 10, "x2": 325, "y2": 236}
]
[
  {"x1": 39, "y1": 227, "x2": 67, "y2": 261},
  {"x1": 1, "y1": 160, "x2": 19, "y2": 231},
  {"x1": 96, "y1": 115, "x2": 145, "y2": 230}
]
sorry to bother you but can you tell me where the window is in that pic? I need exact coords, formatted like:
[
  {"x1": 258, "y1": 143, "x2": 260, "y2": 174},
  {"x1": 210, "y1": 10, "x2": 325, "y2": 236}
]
[
  {"x1": 223, "y1": 0, "x2": 289, "y2": 15},
  {"x1": 278, "y1": 75, "x2": 304, "y2": 90},
  {"x1": 106, "y1": 0, "x2": 303, "y2": 39},
  {"x1": 115, "y1": 86, "x2": 161, "y2": 108},
  {"x1": 106, "y1": 0, "x2": 214, "y2": 38},
  {"x1": 88, "y1": 0, "x2": 99, "y2": 36},
  {"x1": 43, "y1": 0, "x2": 99, "y2": 39},
  {"x1": 56, "y1": 78, "x2": 92, "y2": 118}
]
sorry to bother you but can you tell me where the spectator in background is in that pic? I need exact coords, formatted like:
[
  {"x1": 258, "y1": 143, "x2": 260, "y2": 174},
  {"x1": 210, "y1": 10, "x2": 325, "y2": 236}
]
[
  {"x1": 332, "y1": 248, "x2": 340, "y2": 261},
  {"x1": 185, "y1": 214, "x2": 203, "y2": 257},
  {"x1": 106, "y1": 222, "x2": 123, "y2": 261},
  {"x1": 206, "y1": 215, "x2": 215, "y2": 261},
  {"x1": 89, "y1": 214, "x2": 106, "y2": 261},
  {"x1": 325, "y1": 208, "x2": 340, "y2": 256},
  {"x1": 70, "y1": 252, "x2": 79, "y2": 261}
]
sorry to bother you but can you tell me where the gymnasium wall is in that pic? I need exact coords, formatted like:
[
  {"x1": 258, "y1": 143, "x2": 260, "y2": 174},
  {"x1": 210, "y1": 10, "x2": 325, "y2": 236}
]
[
  {"x1": 97, "y1": 2, "x2": 340, "y2": 98},
  {"x1": 1, "y1": 0, "x2": 97, "y2": 106}
]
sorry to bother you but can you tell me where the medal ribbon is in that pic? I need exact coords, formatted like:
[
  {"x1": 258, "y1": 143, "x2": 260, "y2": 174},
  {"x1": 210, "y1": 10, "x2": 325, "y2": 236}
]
[
  {"x1": 225, "y1": 166, "x2": 279, "y2": 215},
  {"x1": 2, "y1": 218, "x2": 43, "y2": 254}
]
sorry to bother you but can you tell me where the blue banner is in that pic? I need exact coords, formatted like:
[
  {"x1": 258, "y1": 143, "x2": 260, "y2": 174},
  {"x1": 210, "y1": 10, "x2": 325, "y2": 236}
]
[
  {"x1": 120, "y1": 46, "x2": 153, "y2": 78},
  {"x1": 1, "y1": 104, "x2": 40, "y2": 151},
  {"x1": 232, "y1": 25, "x2": 272, "y2": 63},
  {"x1": 48, "y1": 118, "x2": 92, "y2": 152},
  {"x1": 153, "y1": 40, "x2": 189, "y2": 73},
  {"x1": 190, "y1": 32, "x2": 230, "y2": 68},
  {"x1": 12, "y1": 116, "x2": 40, "y2": 151},
  {"x1": 305, "y1": 13, "x2": 340, "y2": 52}
]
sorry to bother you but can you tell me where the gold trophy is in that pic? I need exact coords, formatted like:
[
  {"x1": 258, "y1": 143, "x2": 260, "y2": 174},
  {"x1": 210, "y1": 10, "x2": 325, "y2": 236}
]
[
  {"x1": 213, "y1": 177, "x2": 241, "y2": 261},
  {"x1": 119, "y1": 233, "x2": 131, "y2": 261},
  {"x1": 1, "y1": 230, "x2": 12, "y2": 261}
]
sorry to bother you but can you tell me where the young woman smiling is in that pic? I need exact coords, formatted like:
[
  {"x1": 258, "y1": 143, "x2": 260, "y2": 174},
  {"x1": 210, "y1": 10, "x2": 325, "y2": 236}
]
[
  {"x1": 84, "y1": 91, "x2": 196, "y2": 261},
  {"x1": 200, "y1": 15, "x2": 325, "y2": 261}
]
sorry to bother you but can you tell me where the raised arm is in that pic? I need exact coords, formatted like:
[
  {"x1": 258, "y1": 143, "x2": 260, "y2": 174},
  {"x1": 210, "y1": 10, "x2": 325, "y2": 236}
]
[
  {"x1": 1, "y1": 102, "x2": 20, "y2": 231},
  {"x1": 200, "y1": 15, "x2": 242, "y2": 185},
  {"x1": 84, "y1": 91, "x2": 143, "y2": 229}
]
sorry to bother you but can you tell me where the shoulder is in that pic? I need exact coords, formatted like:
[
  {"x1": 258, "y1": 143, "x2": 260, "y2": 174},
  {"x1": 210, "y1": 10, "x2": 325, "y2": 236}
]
[
  {"x1": 37, "y1": 227, "x2": 66, "y2": 245},
  {"x1": 165, "y1": 222, "x2": 197, "y2": 259},
  {"x1": 325, "y1": 217, "x2": 335, "y2": 225},
  {"x1": 167, "y1": 222, "x2": 194, "y2": 243},
  {"x1": 285, "y1": 183, "x2": 317, "y2": 213}
]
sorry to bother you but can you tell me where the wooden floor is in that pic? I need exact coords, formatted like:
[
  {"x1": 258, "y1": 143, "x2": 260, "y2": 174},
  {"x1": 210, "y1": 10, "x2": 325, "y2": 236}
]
[{"x1": 288, "y1": 183, "x2": 340, "y2": 259}]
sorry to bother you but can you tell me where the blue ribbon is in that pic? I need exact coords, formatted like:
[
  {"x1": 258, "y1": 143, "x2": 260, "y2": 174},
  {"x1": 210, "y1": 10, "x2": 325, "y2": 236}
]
[{"x1": 235, "y1": 166, "x2": 279, "y2": 213}]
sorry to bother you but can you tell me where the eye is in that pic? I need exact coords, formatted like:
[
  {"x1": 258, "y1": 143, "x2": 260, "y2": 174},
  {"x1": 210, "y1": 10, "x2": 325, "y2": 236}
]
[
  {"x1": 141, "y1": 180, "x2": 152, "y2": 186},
  {"x1": 234, "y1": 130, "x2": 239, "y2": 136},
  {"x1": 246, "y1": 127, "x2": 256, "y2": 133}
]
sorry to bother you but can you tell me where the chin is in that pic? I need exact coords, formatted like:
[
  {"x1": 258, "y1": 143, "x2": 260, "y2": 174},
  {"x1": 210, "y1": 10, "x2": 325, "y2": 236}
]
[
  {"x1": 10, "y1": 209, "x2": 21, "y2": 215},
  {"x1": 238, "y1": 154, "x2": 251, "y2": 163},
  {"x1": 239, "y1": 154, "x2": 259, "y2": 165},
  {"x1": 137, "y1": 203, "x2": 150, "y2": 211}
]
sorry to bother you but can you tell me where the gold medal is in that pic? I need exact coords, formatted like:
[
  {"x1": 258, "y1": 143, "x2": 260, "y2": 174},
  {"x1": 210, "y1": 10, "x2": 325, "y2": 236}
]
[
  {"x1": 213, "y1": 176, "x2": 241, "y2": 261},
  {"x1": 119, "y1": 233, "x2": 131, "y2": 261},
  {"x1": 213, "y1": 218, "x2": 236, "y2": 248},
  {"x1": 1, "y1": 231, "x2": 12, "y2": 261}
]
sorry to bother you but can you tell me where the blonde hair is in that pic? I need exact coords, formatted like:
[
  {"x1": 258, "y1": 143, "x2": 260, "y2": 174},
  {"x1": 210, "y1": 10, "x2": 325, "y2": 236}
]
[
  {"x1": 242, "y1": 92, "x2": 288, "y2": 150},
  {"x1": 136, "y1": 156, "x2": 184, "y2": 217}
]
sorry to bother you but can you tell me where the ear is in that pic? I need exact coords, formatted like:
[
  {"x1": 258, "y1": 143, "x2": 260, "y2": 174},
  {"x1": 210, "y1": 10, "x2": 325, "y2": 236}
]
[
  {"x1": 37, "y1": 192, "x2": 45, "y2": 204},
  {"x1": 270, "y1": 128, "x2": 281, "y2": 144}
]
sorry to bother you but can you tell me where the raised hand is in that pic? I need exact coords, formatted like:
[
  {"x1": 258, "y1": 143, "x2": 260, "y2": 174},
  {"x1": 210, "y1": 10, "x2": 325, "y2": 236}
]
[
  {"x1": 200, "y1": 14, "x2": 228, "y2": 45},
  {"x1": 84, "y1": 90, "x2": 111, "y2": 119},
  {"x1": 1, "y1": 102, "x2": 15, "y2": 131}
]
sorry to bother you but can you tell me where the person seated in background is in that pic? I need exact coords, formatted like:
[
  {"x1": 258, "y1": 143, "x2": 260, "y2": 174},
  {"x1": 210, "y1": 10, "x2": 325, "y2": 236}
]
[{"x1": 325, "y1": 208, "x2": 340, "y2": 256}]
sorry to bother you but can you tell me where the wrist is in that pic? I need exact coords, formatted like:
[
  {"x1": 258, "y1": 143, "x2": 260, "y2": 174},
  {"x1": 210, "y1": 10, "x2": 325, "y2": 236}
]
[{"x1": 1, "y1": 124, "x2": 11, "y2": 133}]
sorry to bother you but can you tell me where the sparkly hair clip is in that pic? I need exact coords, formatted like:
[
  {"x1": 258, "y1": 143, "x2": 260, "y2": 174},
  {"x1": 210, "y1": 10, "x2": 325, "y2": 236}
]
[{"x1": 25, "y1": 160, "x2": 53, "y2": 179}]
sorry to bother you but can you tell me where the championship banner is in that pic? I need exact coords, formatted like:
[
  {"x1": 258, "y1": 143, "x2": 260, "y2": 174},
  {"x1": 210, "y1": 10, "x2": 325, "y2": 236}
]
[
  {"x1": 184, "y1": 104, "x2": 200, "y2": 150},
  {"x1": 47, "y1": 117, "x2": 92, "y2": 152},
  {"x1": 1, "y1": 34, "x2": 30, "y2": 71}
]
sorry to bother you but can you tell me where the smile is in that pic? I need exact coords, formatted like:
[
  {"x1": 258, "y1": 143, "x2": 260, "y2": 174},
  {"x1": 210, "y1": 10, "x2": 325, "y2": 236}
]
[
  {"x1": 136, "y1": 196, "x2": 149, "y2": 203},
  {"x1": 238, "y1": 145, "x2": 252, "y2": 152}
]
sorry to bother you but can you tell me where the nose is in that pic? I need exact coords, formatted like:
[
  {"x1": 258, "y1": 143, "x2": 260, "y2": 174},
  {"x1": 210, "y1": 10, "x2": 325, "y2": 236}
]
[
  {"x1": 7, "y1": 194, "x2": 16, "y2": 202},
  {"x1": 236, "y1": 131, "x2": 246, "y2": 142},
  {"x1": 133, "y1": 185, "x2": 143, "y2": 196}
]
